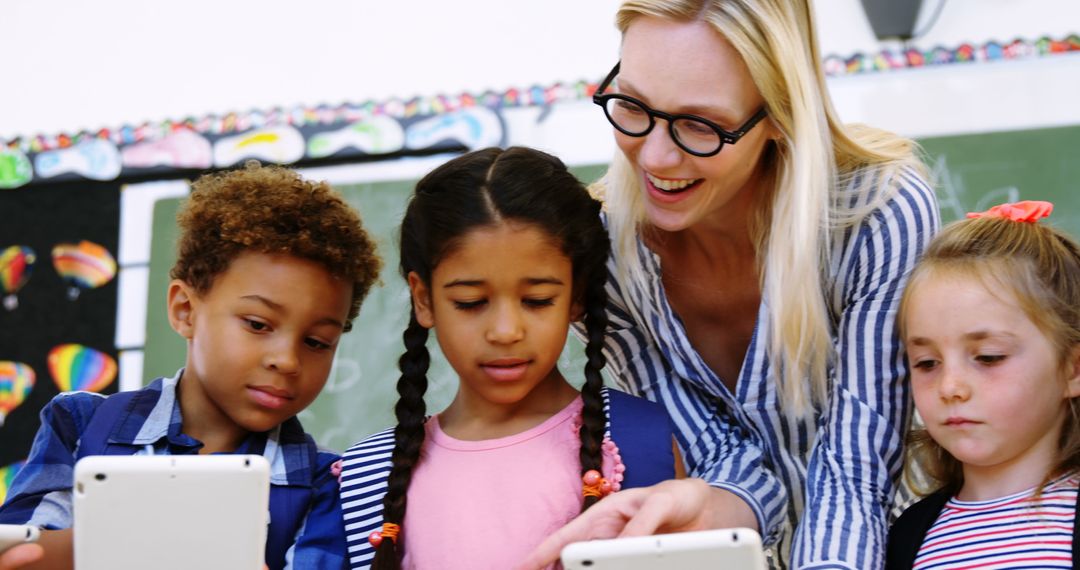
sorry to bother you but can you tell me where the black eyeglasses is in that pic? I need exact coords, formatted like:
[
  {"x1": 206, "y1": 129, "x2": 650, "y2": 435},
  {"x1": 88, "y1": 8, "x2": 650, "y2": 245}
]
[{"x1": 592, "y1": 62, "x2": 768, "y2": 157}]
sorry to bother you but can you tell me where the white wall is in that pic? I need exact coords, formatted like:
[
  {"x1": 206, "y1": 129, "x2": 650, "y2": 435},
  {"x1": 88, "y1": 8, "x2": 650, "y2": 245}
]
[
  {"x1": 2, "y1": 0, "x2": 1078, "y2": 142},
  {"x1": 1, "y1": 0, "x2": 621, "y2": 140},
  {"x1": 815, "y1": 0, "x2": 1079, "y2": 56}
]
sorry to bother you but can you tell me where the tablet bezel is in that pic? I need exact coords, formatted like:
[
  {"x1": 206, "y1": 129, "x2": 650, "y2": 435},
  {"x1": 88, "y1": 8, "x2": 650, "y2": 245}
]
[
  {"x1": 73, "y1": 454, "x2": 270, "y2": 570},
  {"x1": 560, "y1": 527, "x2": 769, "y2": 570}
]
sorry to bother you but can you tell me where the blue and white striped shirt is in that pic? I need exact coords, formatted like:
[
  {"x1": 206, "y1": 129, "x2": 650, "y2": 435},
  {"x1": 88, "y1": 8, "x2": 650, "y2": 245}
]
[{"x1": 585, "y1": 167, "x2": 939, "y2": 569}]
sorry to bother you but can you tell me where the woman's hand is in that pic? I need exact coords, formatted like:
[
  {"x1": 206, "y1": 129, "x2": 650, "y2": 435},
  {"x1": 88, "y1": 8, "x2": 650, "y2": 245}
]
[
  {"x1": 515, "y1": 478, "x2": 758, "y2": 569},
  {"x1": 0, "y1": 544, "x2": 44, "y2": 570}
]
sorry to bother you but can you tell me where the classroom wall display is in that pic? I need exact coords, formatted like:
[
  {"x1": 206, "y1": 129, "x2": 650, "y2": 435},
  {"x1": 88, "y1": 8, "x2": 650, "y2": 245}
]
[
  {"x1": 1, "y1": 36, "x2": 1078, "y2": 486},
  {"x1": 823, "y1": 34, "x2": 1079, "y2": 76},
  {"x1": 2, "y1": 34, "x2": 1076, "y2": 191},
  {"x1": 129, "y1": 124, "x2": 1080, "y2": 451},
  {"x1": 0, "y1": 180, "x2": 121, "y2": 501}
]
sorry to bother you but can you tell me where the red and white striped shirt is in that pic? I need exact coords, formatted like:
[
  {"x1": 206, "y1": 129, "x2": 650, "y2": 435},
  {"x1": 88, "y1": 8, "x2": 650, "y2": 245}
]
[{"x1": 913, "y1": 474, "x2": 1079, "y2": 569}]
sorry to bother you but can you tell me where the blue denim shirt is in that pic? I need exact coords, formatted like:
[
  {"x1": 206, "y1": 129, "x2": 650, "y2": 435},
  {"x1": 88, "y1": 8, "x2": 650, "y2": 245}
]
[{"x1": 0, "y1": 370, "x2": 346, "y2": 569}]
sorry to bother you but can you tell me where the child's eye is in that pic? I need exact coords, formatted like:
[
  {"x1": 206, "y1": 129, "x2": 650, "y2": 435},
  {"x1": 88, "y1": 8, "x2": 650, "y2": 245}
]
[
  {"x1": 453, "y1": 299, "x2": 486, "y2": 311},
  {"x1": 305, "y1": 338, "x2": 332, "y2": 351},
  {"x1": 523, "y1": 298, "x2": 555, "y2": 308},
  {"x1": 245, "y1": 318, "x2": 270, "y2": 332},
  {"x1": 911, "y1": 359, "x2": 938, "y2": 372},
  {"x1": 975, "y1": 354, "x2": 1007, "y2": 365}
]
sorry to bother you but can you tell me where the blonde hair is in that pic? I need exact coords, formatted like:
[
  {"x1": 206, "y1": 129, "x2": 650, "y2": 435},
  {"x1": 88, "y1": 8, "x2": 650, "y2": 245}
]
[
  {"x1": 899, "y1": 216, "x2": 1080, "y2": 495},
  {"x1": 603, "y1": 0, "x2": 927, "y2": 415}
]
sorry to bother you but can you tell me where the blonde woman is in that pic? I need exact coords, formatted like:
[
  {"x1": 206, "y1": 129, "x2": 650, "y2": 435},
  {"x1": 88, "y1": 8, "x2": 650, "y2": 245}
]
[{"x1": 522, "y1": 1, "x2": 939, "y2": 568}]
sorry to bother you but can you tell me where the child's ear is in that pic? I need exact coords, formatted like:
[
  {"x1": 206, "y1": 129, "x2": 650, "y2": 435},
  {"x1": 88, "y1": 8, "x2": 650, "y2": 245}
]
[
  {"x1": 407, "y1": 272, "x2": 434, "y2": 329},
  {"x1": 167, "y1": 279, "x2": 197, "y2": 339},
  {"x1": 1065, "y1": 344, "x2": 1080, "y2": 399}
]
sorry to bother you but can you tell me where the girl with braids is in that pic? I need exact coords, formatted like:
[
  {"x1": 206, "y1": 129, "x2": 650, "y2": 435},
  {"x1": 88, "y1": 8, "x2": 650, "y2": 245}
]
[
  {"x1": 338, "y1": 146, "x2": 681, "y2": 570},
  {"x1": 886, "y1": 202, "x2": 1080, "y2": 569}
]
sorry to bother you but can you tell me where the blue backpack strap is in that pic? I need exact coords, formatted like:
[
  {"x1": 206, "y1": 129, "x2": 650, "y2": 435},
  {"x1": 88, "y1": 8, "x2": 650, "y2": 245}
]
[
  {"x1": 604, "y1": 388, "x2": 676, "y2": 488},
  {"x1": 75, "y1": 390, "x2": 142, "y2": 459}
]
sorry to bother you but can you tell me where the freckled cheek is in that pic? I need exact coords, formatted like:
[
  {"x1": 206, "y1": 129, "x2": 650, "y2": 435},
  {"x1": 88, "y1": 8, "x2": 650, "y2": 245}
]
[{"x1": 910, "y1": 382, "x2": 938, "y2": 414}]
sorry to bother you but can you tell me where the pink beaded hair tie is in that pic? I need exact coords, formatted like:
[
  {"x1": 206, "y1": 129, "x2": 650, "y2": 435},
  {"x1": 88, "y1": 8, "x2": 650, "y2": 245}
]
[
  {"x1": 582, "y1": 469, "x2": 613, "y2": 499},
  {"x1": 966, "y1": 200, "x2": 1053, "y2": 222},
  {"x1": 368, "y1": 522, "x2": 400, "y2": 547}
]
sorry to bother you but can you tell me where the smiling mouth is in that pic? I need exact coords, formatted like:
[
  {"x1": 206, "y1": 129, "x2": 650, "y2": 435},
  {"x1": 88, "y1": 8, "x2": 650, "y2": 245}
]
[{"x1": 646, "y1": 173, "x2": 702, "y2": 194}]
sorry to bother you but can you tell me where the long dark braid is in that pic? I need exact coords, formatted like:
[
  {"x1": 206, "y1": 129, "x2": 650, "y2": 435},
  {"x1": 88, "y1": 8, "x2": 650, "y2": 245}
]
[
  {"x1": 578, "y1": 238, "x2": 611, "y2": 511},
  {"x1": 372, "y1": 312, "x2": 429, "y2": 570},
  {"x1": 372, "y1": 147, "x2": 613, "y2": 566}
]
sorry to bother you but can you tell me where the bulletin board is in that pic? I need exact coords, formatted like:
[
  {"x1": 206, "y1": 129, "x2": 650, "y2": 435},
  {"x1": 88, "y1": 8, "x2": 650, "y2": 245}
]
[{"x1": 0, "y1": 180, "x2": 121, "y2": 477}]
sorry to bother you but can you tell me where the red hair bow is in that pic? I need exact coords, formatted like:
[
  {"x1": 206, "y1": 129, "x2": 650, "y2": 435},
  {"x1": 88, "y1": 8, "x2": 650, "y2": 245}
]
[{"x1": 965, "y1": 200, "x2": 1053, "y2": 222}]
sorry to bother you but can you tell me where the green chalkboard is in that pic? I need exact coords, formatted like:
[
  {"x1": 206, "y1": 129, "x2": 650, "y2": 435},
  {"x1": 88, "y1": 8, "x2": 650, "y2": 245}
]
[
  {"x1": 922, "y1": 124, "x2": 1080, "y2": 233},
  {"x1": 143, "y1": 164, "x2": 609, "y2": 452}
]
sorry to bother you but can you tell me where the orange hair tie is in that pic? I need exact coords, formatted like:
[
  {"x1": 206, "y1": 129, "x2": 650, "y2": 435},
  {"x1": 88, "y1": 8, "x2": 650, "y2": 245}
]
[
  {"x1": 368, "y1": 522, "x2": 401, "y2": 547},
  {"x1": 966, "y1": 200, "x2": 1053, "y2": 223},
  {"x1": 582, "y1": 469, "x2": 613, "y2": 498}
]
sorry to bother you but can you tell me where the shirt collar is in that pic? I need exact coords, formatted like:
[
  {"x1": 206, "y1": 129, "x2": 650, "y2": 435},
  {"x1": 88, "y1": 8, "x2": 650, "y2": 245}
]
[{"x1": 105, "y1": 369, "x2": 316, "y2": 487}]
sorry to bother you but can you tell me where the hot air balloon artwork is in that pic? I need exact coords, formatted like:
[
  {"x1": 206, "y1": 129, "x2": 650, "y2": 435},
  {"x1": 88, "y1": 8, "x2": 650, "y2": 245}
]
[
  {"x1": 0, "y1": 461, "x2": 26, "y2": 503},
  {"x1": 51, "y1": 241, "x2": 117, "y2": 301},
  {"x1": 48, "y1": 344, "x2": 117, "y2": 394},
  {"x1": 0, "y1": 361, "x2": 35, "y2": 427},
  {"x1": 0, "y1": 245, "x2": 35, "y2": 310}
]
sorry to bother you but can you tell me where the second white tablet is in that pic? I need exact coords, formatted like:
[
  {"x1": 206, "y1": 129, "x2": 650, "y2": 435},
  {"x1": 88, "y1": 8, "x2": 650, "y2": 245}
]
[
  {"x1": 73, "y1": 454, "x2": 270, "y2": 570},
  {"x1": 561, "y1": 527, "x2": 769, "y2": 570}
]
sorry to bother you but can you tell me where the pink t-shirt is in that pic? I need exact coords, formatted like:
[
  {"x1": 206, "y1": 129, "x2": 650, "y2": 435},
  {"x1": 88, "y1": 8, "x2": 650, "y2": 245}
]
[{"x1": 400, "y1": 396, "x2": 623, "y2": 570}]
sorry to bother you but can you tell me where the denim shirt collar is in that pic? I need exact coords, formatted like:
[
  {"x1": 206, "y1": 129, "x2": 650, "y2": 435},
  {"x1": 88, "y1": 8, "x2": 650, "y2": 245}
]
[{"x1": 104, "y1": 369, "x2": 315, "y2": 486}]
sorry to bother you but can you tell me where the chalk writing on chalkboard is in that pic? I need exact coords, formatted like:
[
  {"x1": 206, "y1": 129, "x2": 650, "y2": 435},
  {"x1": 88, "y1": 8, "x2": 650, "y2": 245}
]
[{"x1": 932, "y1": 154, "x2": 1019, "y2": 220}]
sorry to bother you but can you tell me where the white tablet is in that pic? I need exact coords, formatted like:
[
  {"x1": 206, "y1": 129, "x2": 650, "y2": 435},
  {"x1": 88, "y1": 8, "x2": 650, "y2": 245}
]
[
  {"x1": 73, "y1": 454, "x2": 270, "y2": 570},
  {"x1": 561, "y1": 527, "x2": 768, "y2": 570},
  {"x1": 0, "y1": 524, "x2": 40, "y2": 555}
]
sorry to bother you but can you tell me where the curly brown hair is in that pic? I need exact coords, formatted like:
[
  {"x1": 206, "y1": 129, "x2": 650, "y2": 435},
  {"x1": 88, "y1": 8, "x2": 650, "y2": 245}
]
[{"x1": 170, "y1": 161, "x2": 382, "y2": 331}]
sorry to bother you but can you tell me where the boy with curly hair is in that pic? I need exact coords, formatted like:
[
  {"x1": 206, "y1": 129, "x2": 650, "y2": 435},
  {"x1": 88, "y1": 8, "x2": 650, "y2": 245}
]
[{"x1": 0, "y1": 161, "x2": 382, "y2": 570}]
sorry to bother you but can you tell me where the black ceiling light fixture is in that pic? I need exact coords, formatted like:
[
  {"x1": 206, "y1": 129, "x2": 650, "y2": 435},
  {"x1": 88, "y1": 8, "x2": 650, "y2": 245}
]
[{"x1": 859, "y1": 0, "x2": 946, "y2": 41}]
